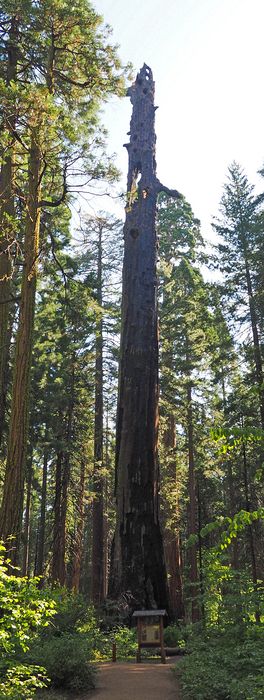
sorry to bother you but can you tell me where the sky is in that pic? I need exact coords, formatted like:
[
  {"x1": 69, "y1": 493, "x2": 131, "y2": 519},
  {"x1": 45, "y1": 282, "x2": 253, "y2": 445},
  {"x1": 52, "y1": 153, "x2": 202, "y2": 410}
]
[{"x1": 90, "y1": 0, "x2": 264, "y2": 241}]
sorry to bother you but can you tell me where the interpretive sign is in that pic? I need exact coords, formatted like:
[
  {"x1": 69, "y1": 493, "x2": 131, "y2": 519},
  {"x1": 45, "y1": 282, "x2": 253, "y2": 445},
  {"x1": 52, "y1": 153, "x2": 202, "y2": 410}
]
[{"x1": 132, "y1": 610, "x2": 167, "y2": 663}]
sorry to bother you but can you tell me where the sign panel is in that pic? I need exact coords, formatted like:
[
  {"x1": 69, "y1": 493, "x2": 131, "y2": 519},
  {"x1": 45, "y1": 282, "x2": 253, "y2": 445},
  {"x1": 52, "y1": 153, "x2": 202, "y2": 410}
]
[{"x1": 141, "y1": 623, "x2": 160, "y2": 644}]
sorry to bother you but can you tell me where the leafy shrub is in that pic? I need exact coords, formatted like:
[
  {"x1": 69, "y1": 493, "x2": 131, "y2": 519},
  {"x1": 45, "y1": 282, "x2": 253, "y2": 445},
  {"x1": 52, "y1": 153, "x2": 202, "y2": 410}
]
[
  {"x1": 0, "y1": 542, "x2": 55, "y2": 699},
  {"x1": 26, "y1": 633, "x2": 96, "y2": 693},
  {"x1": 164, "y1": 624, "x2": 185, "y2": 648},
  {"x1": 0, "y1": 664, "x2": 48, "y2": 700},
  {"x1": 112, "y1": 626, "x2": 137, "y2": 659},
  {"x1": 42, "y1": 590, "x2": 91, "y2": 637},
  {"x1": 178, "y1": 624, "x2": 264, "y2": 700}
]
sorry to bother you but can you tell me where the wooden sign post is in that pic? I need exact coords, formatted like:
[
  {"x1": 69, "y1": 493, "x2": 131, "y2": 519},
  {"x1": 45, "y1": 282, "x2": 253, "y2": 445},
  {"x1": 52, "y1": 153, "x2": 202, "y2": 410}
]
[{"x1": 132, "y1": 610, "x2": 167, "y2": 664}]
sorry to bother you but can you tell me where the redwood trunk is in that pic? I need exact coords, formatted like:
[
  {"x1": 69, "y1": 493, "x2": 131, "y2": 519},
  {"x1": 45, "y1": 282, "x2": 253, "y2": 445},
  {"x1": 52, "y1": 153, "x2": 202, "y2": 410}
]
[
  {"x1": 0, "y1": 17, "x2": 18, "y2": 444},
  {"x1": 22, "y1": 453, "x2": 33, "y2": 577},
  {"x1": 109, "y1": 65, "x2": 169, "y2": 611},
  {"x1": 0, "y1": 130, "x2": 41, "y2": 561}
]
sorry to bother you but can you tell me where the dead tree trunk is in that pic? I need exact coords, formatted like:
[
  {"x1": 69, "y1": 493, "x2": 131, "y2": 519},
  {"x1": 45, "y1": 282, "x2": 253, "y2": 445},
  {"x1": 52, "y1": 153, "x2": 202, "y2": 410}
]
[{"x1": 109, "y1": 65, "x2": 180, "y2": 612}]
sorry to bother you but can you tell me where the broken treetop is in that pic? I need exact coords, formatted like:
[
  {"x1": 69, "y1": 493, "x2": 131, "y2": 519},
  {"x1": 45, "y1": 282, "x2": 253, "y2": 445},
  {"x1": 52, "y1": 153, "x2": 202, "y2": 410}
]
[
  {"x1": 125, "y1": 63, "x2": 156, "y2": 197},
  {"x1": 124, "y1": 63, "x2": 181, "y2": 201}
]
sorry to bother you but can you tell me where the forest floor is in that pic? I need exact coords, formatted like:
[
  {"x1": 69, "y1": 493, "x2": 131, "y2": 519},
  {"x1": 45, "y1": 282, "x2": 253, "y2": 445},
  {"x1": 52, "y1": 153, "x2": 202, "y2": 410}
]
[{"x1": 87, "y1": 658, "x2": 181, "y2": 700}]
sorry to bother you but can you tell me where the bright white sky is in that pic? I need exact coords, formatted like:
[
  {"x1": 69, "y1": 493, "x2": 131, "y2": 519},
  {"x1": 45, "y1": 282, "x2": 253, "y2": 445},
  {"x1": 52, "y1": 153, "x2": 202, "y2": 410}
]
[{"x1": 91, "y1": 0, "x2": 264, "y2": 241}]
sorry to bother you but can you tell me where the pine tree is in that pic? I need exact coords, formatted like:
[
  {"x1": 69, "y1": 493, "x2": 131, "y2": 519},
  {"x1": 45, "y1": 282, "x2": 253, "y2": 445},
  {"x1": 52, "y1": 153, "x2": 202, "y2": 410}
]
[
  {"x1": 158, "y1": 192, "x2": 211, "y2": 622},
  {"x1": 0, "y1": 0, "x2": 128, "y2": 559},
  {"x1": 213, "y1": 162, "x2": 264, "y2": 429}
]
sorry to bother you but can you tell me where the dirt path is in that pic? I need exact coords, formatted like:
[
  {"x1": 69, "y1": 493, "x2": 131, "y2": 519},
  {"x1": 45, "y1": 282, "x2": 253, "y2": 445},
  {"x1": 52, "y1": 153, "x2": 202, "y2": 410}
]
[{"x1": 90, "y1": 659, "x2": 181, "y2": 700}]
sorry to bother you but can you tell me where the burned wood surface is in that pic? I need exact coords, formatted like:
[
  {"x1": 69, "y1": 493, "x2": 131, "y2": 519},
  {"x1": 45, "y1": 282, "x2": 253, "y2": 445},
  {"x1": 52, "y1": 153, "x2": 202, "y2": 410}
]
[{"x1": 109, "y1": 65, "x2": 180, "y2": 612}]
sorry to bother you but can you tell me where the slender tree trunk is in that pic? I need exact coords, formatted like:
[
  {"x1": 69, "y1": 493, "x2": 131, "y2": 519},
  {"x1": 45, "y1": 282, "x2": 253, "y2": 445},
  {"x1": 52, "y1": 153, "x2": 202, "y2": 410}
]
[
  {"x1": 0, "y1": 320, "x2": 13, "y2": 449},
  {"x1": 163, "y1": 414, "x2": 184, "y2": 620},
  {"x1": 0, "y1": 130, "x2": 41, "y2": 562},
  {"x1": 92, "y1": 223, "x2": 105, "y2": 604},
  {"x1": 239, "y1": 223, "x2": 264, "y2": 427},
  {"x1": 221, "y1": 371, "x2": 239, "y2": 569},
  {"x1": 22, "y1": 451, "x2": 33, "y2": 576},
  {"x1": 103, "y1": 404, "x2": 110, "y2": 598},
  {"x1": 71, "y1": 457, "x2": 86, "y2": 592},
  {"x1": 227, "y1": 461, "x2": 239, "y2": 569},
  {"x1": 52, "y1": 362, "x2": 74, "y2": 586},
  {"x1": 186, "y1": 380, "x2": 200, "y2": 623},
  {"x1": 52, "y1": 451, "x2": 70, "y2": 587},
  {"x1": 109, "y1": 66, "x2": 173, "y2": 612},
  {"x1": 35, "y1": 449, "x2": 48, "y2": 581},
  {"x1": 197, "y1": 478, "x2": 205, "y2": 623},
  {"x1": 52, "y1": 450, "x2": 64, "y2": 584},
  {"x1": 0, "y1": 17, "x2": 18, "y2": 445},
  {"x1": 241, "y1": 435, "x2": 260, "y2": 622}
]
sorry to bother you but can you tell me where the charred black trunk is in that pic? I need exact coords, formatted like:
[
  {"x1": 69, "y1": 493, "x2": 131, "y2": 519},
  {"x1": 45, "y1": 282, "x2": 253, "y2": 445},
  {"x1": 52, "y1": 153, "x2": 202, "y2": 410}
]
[{"x1": 109, "y1": 65, "x2": 180, "y2": 612}]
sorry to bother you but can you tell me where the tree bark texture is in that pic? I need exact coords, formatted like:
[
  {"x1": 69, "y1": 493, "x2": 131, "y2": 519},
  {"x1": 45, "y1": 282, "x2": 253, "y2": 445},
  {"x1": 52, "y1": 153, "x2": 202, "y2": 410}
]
[
  {"x1": 0, "y1": 130, "x2": 41, "y2": 561},
  {"x1": 52, "y1": 450, "x2": 64, "y2": 584},
  {"x1": 92, "y1": 224, "x2": 105, "y2": 603},
  {"x1": 0, "y1": 17, "x2": 18, "y2": 445},
  {"x1": 243, "y1": 255, "x2": 264, "y2": 429},
  {"x1": 186, "y1": 381, "x2": 200, "y2": 623},
  {"x1": 35, "y1": 450, "x2": 48, "y2": 580},
  {"x1": 221, "y1": 373, "x2": 239, "y2": 570},
  {"x1": 109, "y1": 65, "x2": 171, "y2": 612},
  {"x1": 163, "y1": 414, "x2": 184, "y2": 620},
  {"x1": 52, "y1": 449, "x2": 70, "y2": 587},
  {"x1": 71, "y1": 457, "x2": 86, "y2": 592},
  {"x1": 21, "y1": 451, "x2": 33, "y2": 577},
  {"x1": 52, "y1": 363, "x2": 74, "y2": 585},
  {"x1": 241, "y1": 436, "x2": 260, "y2": 622}
]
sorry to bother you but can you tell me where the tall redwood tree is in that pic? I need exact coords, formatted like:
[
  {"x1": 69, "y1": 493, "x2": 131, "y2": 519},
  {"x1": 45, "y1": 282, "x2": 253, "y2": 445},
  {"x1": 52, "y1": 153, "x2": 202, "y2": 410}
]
[{"x1": 109, "y1": 65, "x2": 180, "y2": 611}]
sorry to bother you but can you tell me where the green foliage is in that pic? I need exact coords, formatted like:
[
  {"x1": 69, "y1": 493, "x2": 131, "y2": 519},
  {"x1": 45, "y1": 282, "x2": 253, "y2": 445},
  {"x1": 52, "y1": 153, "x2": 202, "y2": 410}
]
[
  {"x1": 0, "y1": 665, "x2": 48, "y2": 700},
  {"x1": 0, "y1": 543, "x2": 55, "y2": 699},
  {"x1": 111, "y1": 627, "x2": 137, "y2": 660},
  {"x1": 187, "y1": 508, "x2": 264, "y2": 554},
  {"x1": 24, "y1": 591, "x2": 97, "y2": 691},
  {"x1": 178, "y1": 624, "x2": 264, "y2": 700},
  {"x1": 212, "y1": 425, "x2": 264, "y2": 453},
  {"x1": 43, "y1": 590, "x2": 92, "y2": 636},
  {"x1": 26, "y1": 634, "x2": 96, "y2": 693},
  {"x1": 163, "y1": 624, "x2": 185, "y2": 648}
]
